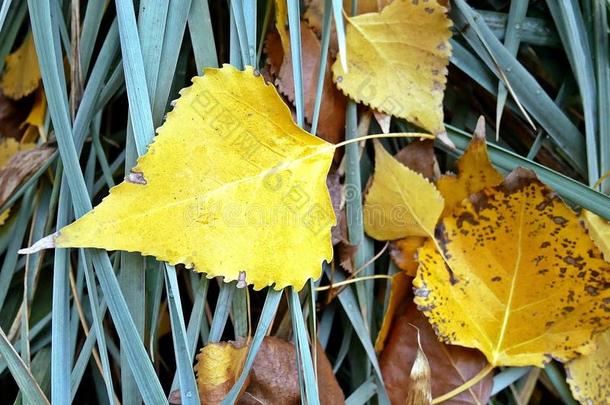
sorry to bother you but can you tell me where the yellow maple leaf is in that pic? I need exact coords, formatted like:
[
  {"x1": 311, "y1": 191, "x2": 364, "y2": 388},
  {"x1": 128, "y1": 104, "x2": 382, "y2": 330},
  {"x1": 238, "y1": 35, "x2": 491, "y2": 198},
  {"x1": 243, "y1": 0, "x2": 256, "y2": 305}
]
[
  {"x1": 414, "y1": 168, "x2": 610, "y2": 367},
  {"x1": 566, "y1": 329, "x2": 610, "y2": 404},
  {"x1": 22, "y1": 66, "x2": 336, "y2": 291},
  {"x1": 364, "y1": 140, "x2": 444, "y2": 240},
  {"x1": 194, "y1": 340, "x2": 250, "y2": 404},
  {"x1": 1, "y1": 32, "x2": 41, "y2": 99},
  {"x1": 332, "y1": 0, "x2": 452, "y2": 135},
  {"x1": 437, "y1": 116, "x2": 503, "y2": 216}
]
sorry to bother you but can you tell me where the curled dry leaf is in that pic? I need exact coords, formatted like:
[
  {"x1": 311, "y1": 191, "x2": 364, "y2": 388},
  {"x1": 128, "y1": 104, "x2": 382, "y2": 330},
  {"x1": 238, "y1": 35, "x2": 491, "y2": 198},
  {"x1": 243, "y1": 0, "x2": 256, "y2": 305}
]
[
  {"x1": 406, "y1": 329, "x2": 432, "y2": 405},
  {"x1": 270, "y1": 22, "x2": 347, "y2": 145},
  {"x1": 414, "y1": 168, "x2": 610, "y2": 367},
  {"x1": 375, "y1": 271, "x2": 411, "y2": 352},
  {"x1": 566, "y1": 329, "x2": 609, "y2": 405},
  {"x1": 436, "y1": 116, "x2": 503, "y2": 217},
  {"x1": 332, "y1": 0, "x2": 452, "y2": 135},
  {"x1": 381, "y1": 302, "x2": 493, "y2": 405},
  {"x1": 0, "y1": 141, "x2": 53, "y2": 207},
  {"x1": 194, "y1": 339, "x2": 250, "y2": 404},
  {"x1": 364, "y1": 140, "x2": 444, "y2": 240},
  {"x1": 21, "y1": 66, "x2": 336, "y2": 291},
  {"x1": 239, "y1": 336, "x2": 344, "y2": 404},
  {"x1": 0, "y1": 32, "x2": 41, "y2": 99}
]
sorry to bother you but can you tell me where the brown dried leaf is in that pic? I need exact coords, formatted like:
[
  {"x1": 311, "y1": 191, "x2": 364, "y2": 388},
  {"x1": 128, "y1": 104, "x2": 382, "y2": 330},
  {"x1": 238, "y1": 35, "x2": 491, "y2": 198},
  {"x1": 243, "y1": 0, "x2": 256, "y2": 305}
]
[
  {"x1": 393, "y1": 139, "x2": 439, "y2": 182},
  {"x1": 274, "y1": 22, "x2": 347, "y2": 145},
  {"x1": 0, "y1": 92, "x2": 29, "y2": 140},
  {"x1": 238, "y1": 336, "x2": 344, "y2": 404},
  {"x1": 0, "y1": 143, "x2": 53, "y2": 207},
  {"x1": 407, "y1": 329, "x2": 432, "y2": 405},
  {"x1": 381, "y1": 303, "x2": 493, "y2": 405}
]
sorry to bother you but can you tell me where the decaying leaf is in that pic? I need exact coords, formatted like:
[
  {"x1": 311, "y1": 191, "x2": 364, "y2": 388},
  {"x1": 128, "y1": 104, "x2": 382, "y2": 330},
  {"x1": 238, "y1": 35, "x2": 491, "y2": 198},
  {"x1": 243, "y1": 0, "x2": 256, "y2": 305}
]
[
  {"x1": 0, "y1": 91, "x2": 30, "y2": 139},
  {"x1": 274, "y1": 0, "x2": 290, "y2": 54},
  {"x1": 21, "y1": 87, "x2": 47, "y2": 143},
  {"x1": 1, "y1": 32, "x2": 41, "y2": 99},
  {"x1": 437, "y1": 117, "x2": 503, "y2": 216},
  {"x1": 194, "y1": 339, "x2": 250, "y2": 404},
  {"x1": 364, "y1": 140, "x2": 444, "y2": 240},
  {"x1": 273, "y1": 22, "x2": 347, "y2": 145},
  {"x1": 381, "y1": 302, "x2": 493, "y2": 404},
  {"x1": 22, "y1": 66, "x2": 336, "y2": 291},
  {"x1": 581, "y1": 210, "x2": 610, "y2": 261},
  {"x1": 332, "y1": 0, "x2": 452, "y2": 135},
  {"x1": 240, "y1": 336, "x2": 344, "y2": 404},
  {"x1": 0, "y1": 140, "x2": 52, "y2": 208},
  {"x1": 566, "y1": 329, "x2": 610, "y2": 405},
  {"x1": 414, "y1": 168, "x2": 610, "y2": 367}
]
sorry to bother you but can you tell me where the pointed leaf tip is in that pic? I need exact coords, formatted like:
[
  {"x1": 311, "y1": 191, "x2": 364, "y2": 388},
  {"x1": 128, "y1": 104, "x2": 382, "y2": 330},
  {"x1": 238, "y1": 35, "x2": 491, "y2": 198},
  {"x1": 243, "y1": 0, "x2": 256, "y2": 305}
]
[{"x1": 18, "y1": 233, "x2": 58, "y2": 254}]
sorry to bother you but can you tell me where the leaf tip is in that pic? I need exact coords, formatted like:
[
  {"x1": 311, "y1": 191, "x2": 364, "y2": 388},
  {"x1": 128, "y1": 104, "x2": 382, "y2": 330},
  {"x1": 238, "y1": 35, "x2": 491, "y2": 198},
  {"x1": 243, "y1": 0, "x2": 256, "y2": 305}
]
[{"x1": 18, "y1": 232, "x2": 58, "y2": 254}]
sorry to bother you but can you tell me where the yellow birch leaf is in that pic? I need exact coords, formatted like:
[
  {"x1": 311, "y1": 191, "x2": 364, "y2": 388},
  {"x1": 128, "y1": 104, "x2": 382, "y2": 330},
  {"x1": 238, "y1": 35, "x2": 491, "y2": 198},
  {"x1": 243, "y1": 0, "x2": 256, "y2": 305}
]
[
  {"x1": 332, "y1": 0, "x2": 452, "y2": 135},
  {"x1": 414, "y1": 168, "x2": 610, "y2": 367},
  {"x1": 566, "y1": 329, "x2": 610, "y2": 405},
  {"x1": 363, "y1": 140, "x2": 444, "y2": 240},
  {"x1": 23, "y1": 66, "x2": 336, "y2": 291},
  {"x1": 582, "y1": 209, "x2": 610, "y2": 261},
  {"x1": 437, "y1": 116, "x2": 503, "y2": 216},
  {"x1": 1, "y1": 32, "x2": 41, "y2": 99},
  {"x1": 194, "y1": 340, "x2": 250, "y2": 404}
]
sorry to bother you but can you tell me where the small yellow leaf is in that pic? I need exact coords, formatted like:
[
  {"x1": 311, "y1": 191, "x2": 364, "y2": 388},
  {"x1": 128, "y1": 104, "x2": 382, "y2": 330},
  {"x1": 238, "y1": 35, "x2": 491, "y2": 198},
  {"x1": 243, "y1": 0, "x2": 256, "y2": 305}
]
[
  {"x1": 364, "y1": 140, "x2": 444, "y2": 240},
  {"x1": 0, "y1": 138, "x2": 35, "y2": 167},
  {"x1": 414, "y1": 168, "x2": 610, "y2": 367},
  {"x1": 1, "y1": 32, "x2": 41, "y2": 99},
  {"x1": 437, "y1": 117, "x2": 503, "y2": 216},
  {"x1": 194, "y1": 340, "x2": 250, "y2": 404},
  {"x1": 390, "y1": 236, "x2": 426, "y2": 277},
  {"x1": 332, "y1": 0, "x2": 452, "y2": 135},
  {"x1": 566, "y1": 329, "x2": 610, "y2": 405},
  {"x1": 582, "y1": 209, "x2": 610, "y2": 261},
  {"x1": 34, "y1": 65, "x2": 336, "y2": 291},
  {"x1": 275, "y1": 0, "x2": 290, "y2": 54}
]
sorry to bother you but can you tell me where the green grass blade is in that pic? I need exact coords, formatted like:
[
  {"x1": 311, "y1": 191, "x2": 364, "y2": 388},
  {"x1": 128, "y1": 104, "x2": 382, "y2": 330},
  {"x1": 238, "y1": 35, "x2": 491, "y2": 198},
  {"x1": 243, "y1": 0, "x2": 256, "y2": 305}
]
[
  {"x1": 207, "y1": 283, "x2": 236, "y2": 343},
  {"x1": 491, "y1": 367, "x2": 530, "y2": 395},
  {"x1": 311, "y1": 0, "x2": 332, "y2": 135},
  {"x1": 0, "y1": 0, "x2": 12, "y2": 34},
  {"x1": 0, "y1": 327, "x2": 49, "y2": 404},
  {"x1": 287, "y1": 0, "x2": 304, "y2": 126},
  {"x1": 164, "y1": 264, "x2": 199, "y2": 404},
  {"x1": 80, "y1": 0, "x2": 106, "y2": 75},
  {"x1": 188, "y1": 0, "x2": 218, "y2": 72},
  {"x1": 496, "y1": 0, "x2": 529, "y2": 132},
  {"x1": 451, "y1": 0, "x2": 587, "y2": 176},
  {"x1": 345, "y1": 379, "x2": 377, "y2": 405},
  {"x1": 546, "y1": 0, "x2": 599, "y2": 185}
]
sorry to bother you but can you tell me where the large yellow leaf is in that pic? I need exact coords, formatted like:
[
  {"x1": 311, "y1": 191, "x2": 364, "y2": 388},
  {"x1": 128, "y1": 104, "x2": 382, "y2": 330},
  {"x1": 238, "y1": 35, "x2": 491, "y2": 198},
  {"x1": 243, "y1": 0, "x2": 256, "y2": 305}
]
[
  {"x1": 414, "y1": 168, "x2": 610, "y2": 367},
  {"x1": 566, "y1": 329, "x2": 610, "y2": 404},
  {"x1": 24, "y1": 66, "x2": 336, "y2": 291},
  {"x1": 332, "y1": 0, "x2": 452, "y2": 135},
  {"x1": 363, "y1": 140, "x2": 444, "y2": 240},
  {"x1": 1, "y1": 32, "x2": 41, "y2": 99},
  {"x1": 437, "y1": 117, "x2": 503, "y2": 216}
]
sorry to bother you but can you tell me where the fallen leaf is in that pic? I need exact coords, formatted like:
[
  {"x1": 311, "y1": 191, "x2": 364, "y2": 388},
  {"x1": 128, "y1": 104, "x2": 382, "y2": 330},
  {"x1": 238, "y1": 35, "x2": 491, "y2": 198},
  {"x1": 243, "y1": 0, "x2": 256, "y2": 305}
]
[
  {"x1": 393, "y1": 139, "x2": 439, "y2": 182},
  {"x1": 566, "y1": 329, "x2": 610, "y2": 405},
  {"x1": 374, "y1": 111, "x2": 391, "y2": 134},
  {"x1": 23, "y1": 66, "x2": 336, "y2": 291},
  {"x1": 327, "y1": 170, "x2": 346, "y2": 245},
  {"x1": 414, "y1": 168, "x2": 610, "y2": 367},
  {"x1": 375, "y1": 271, "x2": 410, "y2": 351},
  {"x1": 264, "y1": 29, "x2": 284, "y2": 77},
  {"x1": 0, "y1": 144, "x2": 54, "y2": 207},
  {"x1": 194, "y1": 339, "x2": 250, "y2": 404},
  {"x1": 0, "y1": 138, "x2": 32, "y2": 166},
  {"x1": 437, "y1": 116, "x2": 503, "y2": 216},
  {"x1": 1, "y1": 32, "x2": 41, "y2": 99},
  {"x1": 389, "y1": 236, "x2": 426, "y2": 277},
  {"x1": 381, "y1": 302, "x2": 493, "y2": 404},
  {"x1": 363, "y1": 140, "x2": 444, "y2": 240},
  {"x1": 274, "y1": 22, "x2": 347, "y2": 145},
  {"x1": 239, "y1": 336, "x2": 344, "y2": 404},
  {"x1": 332, "y1": 0, "x2": 452, "y2": 135},
  {"x1": 274, "y1": 0, "x2": 290, "y2": 54},
  {"x1": 0, "y1": 91, "x2": 29, "y2": 139},
  {"x1": 0, "y1": 209, "x2": 9, "y2": 226},
  {"x1": 20, "y1": 87, "x2": 47, "y2": 143},
  {"x1": 581, "y1": 209, "x2": 610, "y2": 261}
]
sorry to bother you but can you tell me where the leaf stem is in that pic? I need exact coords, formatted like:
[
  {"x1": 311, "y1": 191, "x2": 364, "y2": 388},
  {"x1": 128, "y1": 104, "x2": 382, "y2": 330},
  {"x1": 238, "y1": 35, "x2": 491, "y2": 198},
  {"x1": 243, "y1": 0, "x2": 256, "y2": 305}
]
[
  {"x1": 316, "y1": 274, "x2": 393, "y2": 291},
  {"x1": 431, "y1": 363, "x2": 495, "y2": 404},
  {"x1": 332, "y1": 132, "x2": 433, "y2": 149}
]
